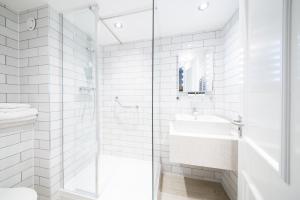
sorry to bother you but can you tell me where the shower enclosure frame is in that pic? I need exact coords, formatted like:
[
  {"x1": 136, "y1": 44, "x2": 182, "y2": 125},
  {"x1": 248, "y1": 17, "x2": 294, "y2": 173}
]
[
  {"x1": 60, "y1": 2, "x2": 157, "y2": 200},
  {"x1": 61, "y1": 4, "x2": 100, "y2": 198}
]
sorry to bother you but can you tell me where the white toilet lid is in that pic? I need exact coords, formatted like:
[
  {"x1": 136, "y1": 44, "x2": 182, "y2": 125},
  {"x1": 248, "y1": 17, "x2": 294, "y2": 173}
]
[{"x1": 0, "y1": 188, "x2": 37, "y2": 200}]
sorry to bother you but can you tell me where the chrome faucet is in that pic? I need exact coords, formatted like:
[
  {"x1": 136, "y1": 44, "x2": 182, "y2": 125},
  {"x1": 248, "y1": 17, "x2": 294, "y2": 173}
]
[{"x1": 232, "y1": 115, "x2": 244, "y2": 138}]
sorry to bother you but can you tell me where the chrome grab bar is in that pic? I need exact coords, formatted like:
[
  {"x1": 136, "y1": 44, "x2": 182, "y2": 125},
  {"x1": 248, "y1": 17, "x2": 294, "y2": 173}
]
[{"x1": 115, "y1": 96, "x2": 139, "y2": 109}]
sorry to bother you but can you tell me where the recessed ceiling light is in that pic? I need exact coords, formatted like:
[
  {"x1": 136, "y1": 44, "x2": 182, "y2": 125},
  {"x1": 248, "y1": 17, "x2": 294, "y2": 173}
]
[
  {"x1": 114, "y1": 22, "x2": 123, "y2": 29},
  {"x1": 198, "y1": 2, "x2": 209, "y2": 11}
]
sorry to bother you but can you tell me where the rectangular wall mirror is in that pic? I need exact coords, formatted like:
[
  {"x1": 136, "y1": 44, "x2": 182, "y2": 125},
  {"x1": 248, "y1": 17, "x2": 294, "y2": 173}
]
[{"x1": 178, "y1": 48, "x2": 214, "y2": 94}]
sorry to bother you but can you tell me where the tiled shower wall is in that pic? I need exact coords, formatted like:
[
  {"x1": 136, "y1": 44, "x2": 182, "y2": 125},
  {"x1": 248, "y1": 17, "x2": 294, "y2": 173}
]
[
  {"x1": 99, "y1": 40, "x2": 162, "y2": 194},
  {"x1": 100, "y1": 41, "x2": 153, "y2": 160}
]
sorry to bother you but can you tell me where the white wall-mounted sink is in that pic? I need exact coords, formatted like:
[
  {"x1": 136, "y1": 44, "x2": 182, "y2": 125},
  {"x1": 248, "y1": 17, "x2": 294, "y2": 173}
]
[{"x1": 169, "y1": 114, "x2": 237, "y2": 171}]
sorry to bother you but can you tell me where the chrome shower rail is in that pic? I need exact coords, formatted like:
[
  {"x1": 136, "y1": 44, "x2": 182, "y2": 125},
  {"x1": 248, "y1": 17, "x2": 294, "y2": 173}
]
[{"x1": 115, "y1": 96, "x2": 139, "y2": 109}]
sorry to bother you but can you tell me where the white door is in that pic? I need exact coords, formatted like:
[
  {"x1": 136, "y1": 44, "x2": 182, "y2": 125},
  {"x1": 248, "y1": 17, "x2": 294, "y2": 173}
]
[{"x1": 238, "y1": 0, "x2": 300, "y2": 199}]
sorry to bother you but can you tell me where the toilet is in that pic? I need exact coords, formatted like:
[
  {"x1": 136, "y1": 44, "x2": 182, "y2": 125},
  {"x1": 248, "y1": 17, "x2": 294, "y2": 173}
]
[{"x1": 0, "y1": 188, "x2": 37, "y2": 200}]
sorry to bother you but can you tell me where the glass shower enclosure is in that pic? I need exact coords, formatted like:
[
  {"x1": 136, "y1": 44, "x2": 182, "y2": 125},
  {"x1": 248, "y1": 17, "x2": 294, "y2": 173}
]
[
  {"x1": 61, "y1": 1, "x2": 159, "y2": 200},
  {"x1": 62, "y1": 6, "x2": 98, "y2": 197}
]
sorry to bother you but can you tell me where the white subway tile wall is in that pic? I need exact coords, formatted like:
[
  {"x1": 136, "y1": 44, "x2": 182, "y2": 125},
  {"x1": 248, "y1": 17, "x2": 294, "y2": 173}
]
[
  {"x1": 0, "y1": 124, "x2": 35, "y2": 188},
  {"x1": 101, "y1": 41, "x2": 153, "y2": 160},
  {"x1": 0, "y1": 2, "x2": 36, "y2": 192},
  {"x1": 99, "y1": 39, "x2": 162, "y2": 196},
  {"x1": 0, "y1": 5, "x2": 19, "y2": 103},
  {"x1": 18, "y1": 5, "x2": 55, "y2": 200},
  {"x1": 220, "y1": 11, "x2": 241, "y2": 200}
]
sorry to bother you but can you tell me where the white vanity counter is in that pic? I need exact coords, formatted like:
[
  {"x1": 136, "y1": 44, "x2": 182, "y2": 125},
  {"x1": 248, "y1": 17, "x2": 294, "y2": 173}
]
[
  {"x1": 171, "y1": 114, "x2": 237, "y2": 139},
  {"x1": 169, "y1": 114, "x2": 238, "y2": 171}
]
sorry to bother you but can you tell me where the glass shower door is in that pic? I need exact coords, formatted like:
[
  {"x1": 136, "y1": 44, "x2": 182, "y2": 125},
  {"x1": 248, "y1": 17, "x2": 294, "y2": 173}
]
[{"x1": 62, "y1": 6, "x2": 98, "y2": 198}]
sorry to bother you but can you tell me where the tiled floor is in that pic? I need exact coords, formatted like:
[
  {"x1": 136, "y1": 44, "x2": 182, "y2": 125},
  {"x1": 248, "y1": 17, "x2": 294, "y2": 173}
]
[{"x1": 159, "y1": 174, "x2": 230, "y2": 200}]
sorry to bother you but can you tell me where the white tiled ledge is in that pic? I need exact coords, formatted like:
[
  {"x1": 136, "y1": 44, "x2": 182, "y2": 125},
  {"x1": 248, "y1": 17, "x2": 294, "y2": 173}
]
[{"x1": 0, "y1": 103, "x2": 38, "y2": 129}]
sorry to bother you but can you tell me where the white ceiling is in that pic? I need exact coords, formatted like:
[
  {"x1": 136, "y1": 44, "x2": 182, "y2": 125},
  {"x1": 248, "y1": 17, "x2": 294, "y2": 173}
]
[
  {"x1": 100, "y1": 10, "x2": 153, "y2": 44},
  {"x1": 97, "y1": 0, "x2": 153, "y2": 45},
  {"x1": 98, "y1": 0, "x2": 152, "y2": 18},
  {"x1": 155, "y1": 0, "x2": 238, "y2": 37},
  {"x1": 97, "y1": 0, "x2": 238, "y2": 46},
  {"x1": 0, "y1": 0, "x2": 238, "y2": 46}
]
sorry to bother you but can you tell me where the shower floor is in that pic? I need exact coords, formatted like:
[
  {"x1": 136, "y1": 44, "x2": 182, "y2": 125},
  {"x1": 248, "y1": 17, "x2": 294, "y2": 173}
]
[
  {"x1": 98, "y1": 155, "x2": 152, "y2": 200},
  {"x1": 65, "y1": 155, "x2": 152, "y2": 200}
]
